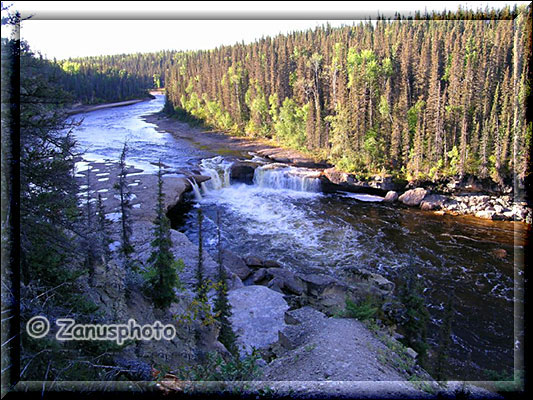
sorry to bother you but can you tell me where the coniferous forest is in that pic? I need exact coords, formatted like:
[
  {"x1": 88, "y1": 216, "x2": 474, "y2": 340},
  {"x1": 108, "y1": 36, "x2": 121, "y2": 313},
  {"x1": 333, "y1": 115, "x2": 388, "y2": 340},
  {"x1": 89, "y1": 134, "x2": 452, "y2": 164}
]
[
  {"x1": 161, "y1": 7, "x2": 532, "y2": 185},
  {"x1": 22, "y1": 6, "x2": 532, "y2": 186},
  {"x1": 2, "y1": 3, "x2": 532, "y2": 392}
]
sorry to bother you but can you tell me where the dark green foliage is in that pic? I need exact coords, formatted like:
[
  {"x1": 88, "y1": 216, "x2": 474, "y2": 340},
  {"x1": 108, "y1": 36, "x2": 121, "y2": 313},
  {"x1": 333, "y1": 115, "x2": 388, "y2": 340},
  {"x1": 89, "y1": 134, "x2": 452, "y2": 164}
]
[
  {"x1": 145, "y1": 163, "x2": 183, "y2": 308},
  {"x1": 344, "y1": 296, "x2": 380, "y2": 321},
  {"x1": 114, "y1": 143, "x2": 134, "y2": 260},
  {"x1": 195, "y1": 208, "x2": 206, "y2": 300},
  {"x1": 81, "y1": 168, "x2": 101, "y2": 285},
  {"x1": 96, "y1": 193, "x2": 112, "y2": 264},
  {"x1": 177, "y1": 350, "x2": 261, "y2": 381},
  {"x1": 15, "y1": 38, "x2": 81, "y2": 287},
  {"x1": 58, "y1": 60, "x2": 152, "y2": 104},
  {"x1": 433, "y1": 294, "x2": 455, "y2": 381},
  {"x1": 213, "y1": 211, "x2": 239, "y2": 357},
  {"x1": 397, "y1": 267, "x2": 431, "y2": 368},
  {"x1": 64, "y1": 49, "x2": 178, "y2": 93},
  {"x1": 0, "y1": 17, "x2": 121, "y2": 379}
]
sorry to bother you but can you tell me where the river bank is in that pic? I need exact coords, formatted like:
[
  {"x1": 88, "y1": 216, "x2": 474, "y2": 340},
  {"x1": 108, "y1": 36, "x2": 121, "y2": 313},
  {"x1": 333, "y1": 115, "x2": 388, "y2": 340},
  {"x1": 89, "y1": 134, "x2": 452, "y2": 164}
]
[
  {"x1": 65, "y1": 95, "x2": 520, "y2": 393},
  {"x1": 144, "y1": 112, "x2": 532, "y2": 225},
  {"x1": 75, "y1": 158, "x2": 503, "y2": 398},
  {"x1": 66, "y1": 96, "x2": 155, "y2": 116}
]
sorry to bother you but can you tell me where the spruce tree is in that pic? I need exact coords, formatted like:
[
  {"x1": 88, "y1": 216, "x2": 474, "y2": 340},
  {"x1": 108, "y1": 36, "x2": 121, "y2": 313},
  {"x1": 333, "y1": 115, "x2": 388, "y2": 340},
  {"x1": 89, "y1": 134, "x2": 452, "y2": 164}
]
[
  {"x1": 434, "y1": 294, "x2": 455, "y2": 381},
  {"x1": 84, "y1": 167, "x2": 97, "y2": 284},
  {"x1": 146, "y1": 162, "x2": 183, "y2": 309},
  {"x1": 96, "y1": 193, "x2": 112, "y2": 265},
  {"x1": 213, "y1": 210, "x2": 239, "y2": 357},
  {"x1": 398, "y1": 260, "x2": 431, "y2": 368},
  {"x1": 114, "y1": 142, "x2": 134, "y2": 260},
  {"x1": 195, "y1": 207, "x2": 206, "y2": 299}
]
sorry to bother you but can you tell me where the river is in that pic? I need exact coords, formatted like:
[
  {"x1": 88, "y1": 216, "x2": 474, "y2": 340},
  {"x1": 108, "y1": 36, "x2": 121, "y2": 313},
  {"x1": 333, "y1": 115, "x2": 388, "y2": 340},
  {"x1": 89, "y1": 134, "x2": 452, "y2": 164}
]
[{"x1": 71, "y1": 94, "x2": 525, "y2": 381}]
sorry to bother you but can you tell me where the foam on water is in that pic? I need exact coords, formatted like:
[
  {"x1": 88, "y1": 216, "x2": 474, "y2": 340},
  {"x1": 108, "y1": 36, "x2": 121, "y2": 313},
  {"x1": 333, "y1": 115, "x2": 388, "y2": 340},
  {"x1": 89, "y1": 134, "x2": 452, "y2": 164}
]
[{"x1": 253, "y1": 164, "x2": 322, "y2": 192}]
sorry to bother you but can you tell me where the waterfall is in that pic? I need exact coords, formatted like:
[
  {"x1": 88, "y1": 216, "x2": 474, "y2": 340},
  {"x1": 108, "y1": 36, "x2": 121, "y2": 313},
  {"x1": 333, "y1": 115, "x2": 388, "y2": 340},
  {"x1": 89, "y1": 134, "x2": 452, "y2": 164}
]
[
  {"x1": 187, "y1": 178, "x2": 203, "y2": 201},
  {"x1": 253, "y1": 165, "x2": 322, "y2": 192},
  {"x1": 194, "y1": 156, "x2": 321, "y2": 196},
  {"x1": 199, "y1": 156, "x2": 233, "y2": 193}
]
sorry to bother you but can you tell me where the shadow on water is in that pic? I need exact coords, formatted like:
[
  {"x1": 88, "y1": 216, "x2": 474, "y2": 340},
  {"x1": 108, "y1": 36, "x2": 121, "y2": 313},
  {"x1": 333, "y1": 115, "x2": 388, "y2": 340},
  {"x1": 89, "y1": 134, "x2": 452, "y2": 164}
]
[
  {"x1": 70, "y1": 95, "x2": 525, "y2": 383},
  {"x1": 174, "y1": 186, "x2": 525, "y2": 381}
]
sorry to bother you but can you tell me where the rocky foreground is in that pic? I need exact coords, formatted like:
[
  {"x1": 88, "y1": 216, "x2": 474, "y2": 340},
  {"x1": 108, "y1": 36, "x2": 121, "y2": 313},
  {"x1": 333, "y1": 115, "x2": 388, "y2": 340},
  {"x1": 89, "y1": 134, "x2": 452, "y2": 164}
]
[{"x1": 74, "y1": 159, "x2": 502, "y2": 398}]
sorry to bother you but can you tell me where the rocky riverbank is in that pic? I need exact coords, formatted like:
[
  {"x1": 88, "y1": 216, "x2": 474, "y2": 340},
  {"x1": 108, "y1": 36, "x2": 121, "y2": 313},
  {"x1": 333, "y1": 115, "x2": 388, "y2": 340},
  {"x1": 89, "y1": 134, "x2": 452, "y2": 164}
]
[
  {"x1": 66, "y1": 96, "x2": 154, "y2": 116},
  {"x1": 321, "y1": 167, "x2": 531, "y2": 224},
  {"x1": 74, "y1": 158, "x2": 503, "y2": 398},
  {"x1": 382, "y1": 187, "x2": 532, "y2": 224},
  {"x1": 144, "y1": 113, "x2": 531, "y2": 225}
]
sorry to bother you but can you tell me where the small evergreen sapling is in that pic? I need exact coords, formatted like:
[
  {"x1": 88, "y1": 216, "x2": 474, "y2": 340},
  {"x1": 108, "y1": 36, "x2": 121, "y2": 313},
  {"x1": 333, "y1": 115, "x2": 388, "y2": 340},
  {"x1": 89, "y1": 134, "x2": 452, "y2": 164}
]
[
  {"x1": 146, "y1": 162, "x2": 183, "y2": 309},
  {"x1": 213, "y1": 210, "x2": 239, "y2": 357},
  {"x1": 195, "y1": 207, "x2": 207, "y2": 300},
  {"x1": 96, "y1": 193, "x2": 112, "y2": 265},
  {"x1": 114, "y1": 142, "x2": 134, "y2": 259}
]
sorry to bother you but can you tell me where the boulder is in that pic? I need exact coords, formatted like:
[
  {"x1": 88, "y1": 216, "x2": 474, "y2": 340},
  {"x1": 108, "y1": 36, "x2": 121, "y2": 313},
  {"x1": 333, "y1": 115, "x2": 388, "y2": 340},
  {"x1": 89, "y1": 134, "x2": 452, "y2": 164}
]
[
  {"x1": 228, "y1": 285, "x2": 289, "y2": 355},
  {"x1": 298, "y1": 274, "x2": 339, "y2": 298},
  {"x1": 475, "y1": 210, "x2": 496, "y2": 220},
  {"x1": 249, "y1": 268, "x2": 269, "y2": 285},
  {"x1": 221, "y1": 249, "x2": 252, "y2": 280},
  {"x1": 225, "y1": 271, "x2": 244, "y2": 291},
  {"x1": 266, "y1": 268, "x2": 306, "y2": 296},
  {"x1": 297, "y1": 274, "x2": 352, "y2": 313},
  {"x1": 340, "y1": 267, "x2": 395, "y2": 295},
  {"x1": 263, "y1": 259, "x2": 282, "y2": 268},
  {"x1": 398, "y1": 188, "x2": 427, "y2": 207},
  {"x1": 420, "y1": 194, "x2": 447, "y2": 211},
  {"x1": 406, "y1": 348, "x2": 418, "y2": 359},
  {"x1": 383, "y1": 191, "x2": 399, "y2": 203},
  {"x1": 248, "y1": 267, "x2": 305, "y2": 296},
  {"x1": 244, "y1": 255, "x2": 264, "y2": 268},
  {"x1": 323, "y1": 167, "x2": 349, "y2": 185}
]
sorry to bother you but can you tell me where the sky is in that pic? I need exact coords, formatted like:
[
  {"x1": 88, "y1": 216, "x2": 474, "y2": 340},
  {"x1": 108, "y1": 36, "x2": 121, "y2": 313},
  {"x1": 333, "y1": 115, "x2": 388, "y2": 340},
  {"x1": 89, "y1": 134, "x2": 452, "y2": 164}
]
[{"x1": 2, "y1": 1, "x2": 530, "y2": 60}]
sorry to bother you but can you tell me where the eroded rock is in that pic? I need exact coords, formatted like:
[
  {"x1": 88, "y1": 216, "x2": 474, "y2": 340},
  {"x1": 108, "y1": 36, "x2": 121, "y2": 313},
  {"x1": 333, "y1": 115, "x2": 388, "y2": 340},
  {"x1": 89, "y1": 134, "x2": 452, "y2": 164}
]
[
  {"x1": 398, "y1": 188, "x2": 427, "y2": 206},
  {"x1": 244, "y1": 255, "x2": 264, "y2": 268},
  {"x1": 228, "y1": 285, "x2": 289, "y2": 355},
  {"x1": 230, "y1": 161, "x2": 257, "y2": 184},
  {"x1": 383, "y1": 191, "x2": 398, "y2": 203},
  {"x1": 420, "y1": 194, "x2": 447, "y2": 211},
  {"x1": 221, "y1": 249, "x2": 252, "y2": 280}
]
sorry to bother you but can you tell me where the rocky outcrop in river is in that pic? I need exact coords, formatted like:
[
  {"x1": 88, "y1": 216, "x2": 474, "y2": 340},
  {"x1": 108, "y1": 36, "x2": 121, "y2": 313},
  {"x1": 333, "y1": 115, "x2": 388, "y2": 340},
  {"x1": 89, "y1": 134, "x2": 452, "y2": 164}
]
[{"x1": 395, "y1": 186, "x2": 531, "y2": 223}]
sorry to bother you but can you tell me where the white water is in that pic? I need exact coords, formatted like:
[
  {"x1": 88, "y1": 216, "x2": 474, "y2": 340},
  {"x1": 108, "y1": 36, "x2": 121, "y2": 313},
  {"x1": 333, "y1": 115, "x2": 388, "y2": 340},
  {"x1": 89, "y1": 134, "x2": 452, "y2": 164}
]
[
  {"x1": 187, "y1": 178, "x2": 203, "y2": 201},
  {"x1": 199, "y1": 156, "x2": 232, "y2": 192},
  {"x1": 196, "y1": 156, "x2": 322, "y2": 196},
  {"x1": 253, "y1": 164, "x2": 322, "y2": 192},
  {"x1": 68, "y1": 96, "x2": 517, "y2": 380}
]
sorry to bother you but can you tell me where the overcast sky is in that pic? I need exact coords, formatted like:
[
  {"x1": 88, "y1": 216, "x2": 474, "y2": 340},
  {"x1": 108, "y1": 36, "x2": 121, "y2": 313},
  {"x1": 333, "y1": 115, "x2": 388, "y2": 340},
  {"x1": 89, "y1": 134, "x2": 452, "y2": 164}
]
[{"x1": 3, "y1": 1, "x2": 529, "y2": 60}]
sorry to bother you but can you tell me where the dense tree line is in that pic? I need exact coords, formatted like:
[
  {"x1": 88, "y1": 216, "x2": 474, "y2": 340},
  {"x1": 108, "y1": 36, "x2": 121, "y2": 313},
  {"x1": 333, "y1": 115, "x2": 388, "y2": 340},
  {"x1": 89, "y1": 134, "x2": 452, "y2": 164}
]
[
  {"x1": 57, "y1": 59, "x2": 154, "y2": 104},
  {"x1": 63, "y1": 50, "x2": 178, "y2": 93},
  {"x1": 2, "y1": 29, "x2": 115, "y2": 380},
  {"x1": 10, "y1": 52, "x2": 157, "y2": 106},
  {"x1": 162, "y1": 6, "x2": 531, "y2": 185},
  {"x1": 46, "y1": 50, "x2": 180, "y2": 104}
]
